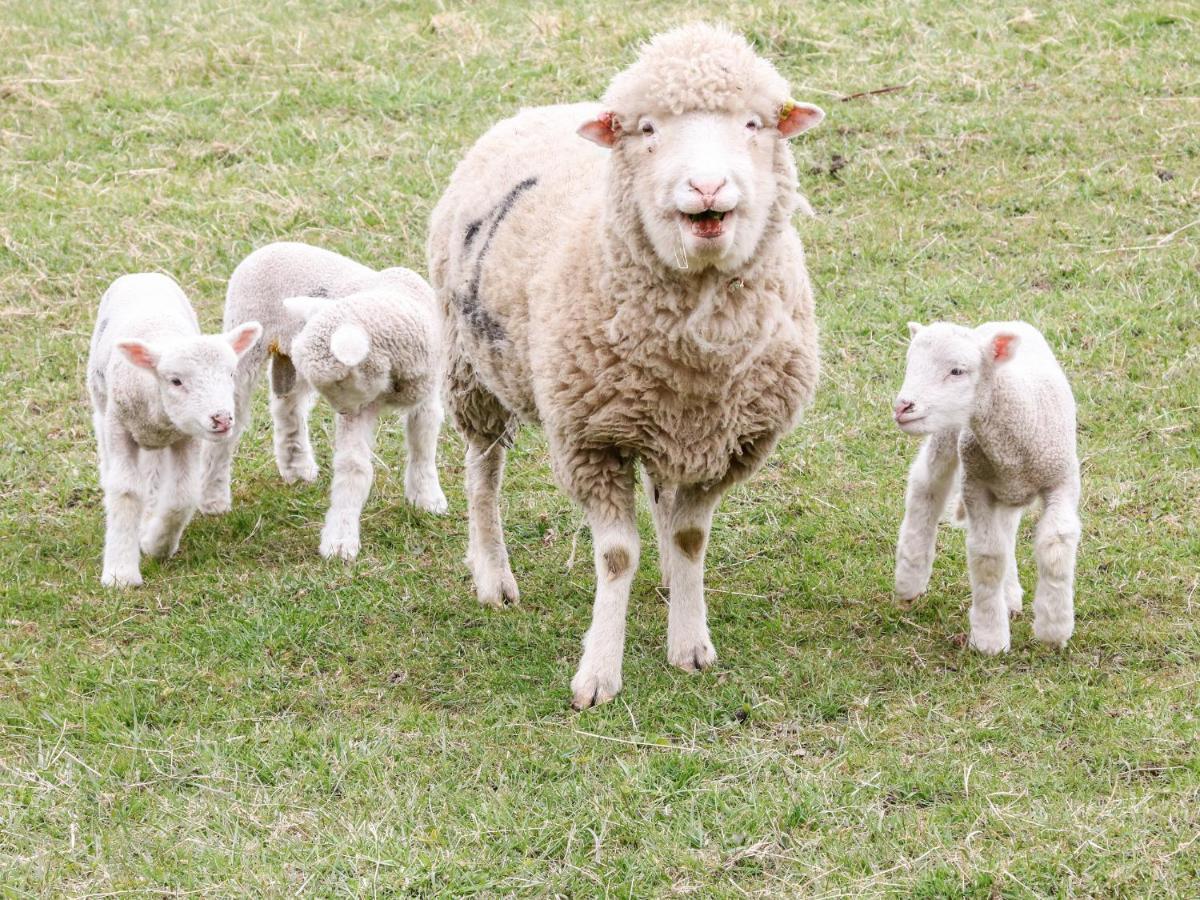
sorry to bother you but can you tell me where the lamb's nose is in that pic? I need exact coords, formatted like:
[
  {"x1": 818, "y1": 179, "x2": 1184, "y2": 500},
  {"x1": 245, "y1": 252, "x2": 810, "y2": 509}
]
[
  {"x1": 894, "y1": 399, "x2": 915, "y2": 419},
  {"x1": 689, "y1": 177, "x2": 727, "y2": 207},
  {"x1": 211, "y1": 412, "x2": 232, "y2": 432}
]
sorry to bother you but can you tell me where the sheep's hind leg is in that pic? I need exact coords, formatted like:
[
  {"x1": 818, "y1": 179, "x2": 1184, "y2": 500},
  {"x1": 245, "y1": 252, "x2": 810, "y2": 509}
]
[
  {"x1": 269, "y1": 353, "x2": 319, "y2": 485},
  {"x1": 100, "y1": 416, "x2": 145, "y2": 587},
  {"x1": 404, "y1": 397, "x2": 449, "y2": 514},
  {"x1": 465, "y1": 438, "x2": 519, "y2": 607},
  {"x1": 570, "y1": 456, "x2": 640, "y2": 710},
  {"x1": 664, "y1": 484, "x2": 722, "y2": 673},
  {"x1": 141, "y1": 439, "x2": 200, "y2": 561},
  {"x1": 320, "y1": 403, "x2": 379, "y2": 561},
  {"x1": 1032, "y1": 479, "x2": 1080, "y2": 649},
  {"x1": 641, "y1": 468, "x2": 676, "y2": 589},
  {"x1": 200, "y1": 357, "x2": 261, "y2": 513},
  {"x1": 895, "y1": 430, "x2": 959, "y2": 601},
  {"x1": 964, "y1": 487, "x2": 1021, "y2": 655}
]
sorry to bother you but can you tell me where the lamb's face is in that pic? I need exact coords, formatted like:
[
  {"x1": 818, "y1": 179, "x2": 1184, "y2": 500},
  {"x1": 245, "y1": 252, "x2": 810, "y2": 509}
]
[
  {"x1": 117, "y1": 323, "x2": 261, "y2": 441},
  {"x1": 893, "y1": 323, "x2": 986, "y2": 436}
]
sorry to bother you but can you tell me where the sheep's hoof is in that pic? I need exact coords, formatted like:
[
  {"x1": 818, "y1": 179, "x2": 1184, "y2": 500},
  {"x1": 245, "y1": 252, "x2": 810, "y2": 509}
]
[
  {"x1": 101, "y1": 569, "x2": 142, "y2": 588},
  {"x1": 474, "y1": 570, "x2": 519, "y2": 609},
  {"x1": 570, "y1": 666, "x2": 622, "y2": 711},
  {"x1": 280, "y1": 460, "x2": 319, "y2": 484},
  {"x1": 1032, "y1": 618, "x2": 1073, "y2": 649},
  {"x1": 199, "y1": 496, "x2": 231, "y2": 515},
  {"x1": 968, "y1": 629, "x2": 1010, "y2": 655},
  {"x1": 320, "y1": 532, "x2": 360, "y2": 561},
  {"x1": 407, "y1": 485, "x2": 449, "y2": 515},
  {"x1": 668, "y1": 638, "x2": 717, "y2": 673}
]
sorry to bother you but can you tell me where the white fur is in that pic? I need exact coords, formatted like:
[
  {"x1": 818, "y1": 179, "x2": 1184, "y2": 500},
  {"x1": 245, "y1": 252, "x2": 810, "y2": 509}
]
[
  {"x1": 201, "y1": 243, "x2": 448, "y2": 560},
  {"x1": 87, "y1": 273, "x2": 261, "y2": 586},
  {"x1": 893, "y1": 320, "x2": 1081, "y2": 652}
]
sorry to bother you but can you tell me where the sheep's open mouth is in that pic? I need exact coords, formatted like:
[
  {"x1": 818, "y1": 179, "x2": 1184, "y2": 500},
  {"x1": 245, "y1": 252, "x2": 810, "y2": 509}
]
[{"x1": 683, "y1": 210, "x2": 727, "y2": 239}]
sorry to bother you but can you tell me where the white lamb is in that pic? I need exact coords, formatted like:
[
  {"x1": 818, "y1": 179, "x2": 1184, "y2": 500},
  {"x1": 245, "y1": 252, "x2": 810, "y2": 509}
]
[
  {"x1": 893, "y1": 320, "x2": 1081, "y2": 653},
  {"x1": 200, "y1": 242, "x2": 447, "y2": 560},
  {"x1": 87, "y1": 273, "x2": 262, "y2": 586},
  {"x1": 428, "y1": 23, "x2": 825, "y2": 708}
]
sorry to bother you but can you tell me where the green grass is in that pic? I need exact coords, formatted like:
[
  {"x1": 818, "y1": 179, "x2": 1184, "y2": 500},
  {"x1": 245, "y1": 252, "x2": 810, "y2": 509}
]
[{"x1": 1, "y1": 0, "x2": 1198, "y2": 894}]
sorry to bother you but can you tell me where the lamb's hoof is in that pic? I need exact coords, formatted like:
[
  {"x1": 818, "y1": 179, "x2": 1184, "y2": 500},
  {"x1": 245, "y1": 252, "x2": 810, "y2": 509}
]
[
  {"x1": 407, "y1": 485, "x2": 449, "y2": 515},
  {"x1": 968, "y1": 629, "x2": 1010, "y2": 656},
  {"x1": 570, "y1": 664, "x2": 622, "y2": 711},
  {"x1": 101, "y1": 569, "x2": 142, "y2": 588},
  {"x1": 320, "y1": 532, "x2": 360, "y2": 561},
  {"x1": 140, "y1": 535, "x2": 179, "y2": 560},
  {"x1": 668, "y1": 637, "x2": 717, "y2": 673},
  {"x1": 1006, "y1": 588, "x2": 1024, "y2": 618},
  {"x1": 199, "y1": 495, "x2": 231, "y2": 515},
  {"x1": 280, "y1": 460, "x2": 319, "y2": 485},
  {"x1": 894, "y1": 574, "x2": 930, "y2": 603},
  {"x1": 474, "y1": 569, "x2": 519, "y2": 608},
  {"x1": 1033, "y1": 618, "x2": 1073, "y2": 649}
]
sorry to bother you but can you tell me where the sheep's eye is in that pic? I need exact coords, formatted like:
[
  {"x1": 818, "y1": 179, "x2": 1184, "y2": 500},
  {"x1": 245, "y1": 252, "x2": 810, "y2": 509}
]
[
  {"x1": 746, "y1": 117, "x2": 762, "y2": 131},
  {"x1": 640, "y1": 121, "x2": 655, "y2": 136},
  {"x1": 949, "y1": 368, "x2": 965, "y2": 377},
  {"x1": 169, "y1": 377, "x2": 183, "y2": 387}
]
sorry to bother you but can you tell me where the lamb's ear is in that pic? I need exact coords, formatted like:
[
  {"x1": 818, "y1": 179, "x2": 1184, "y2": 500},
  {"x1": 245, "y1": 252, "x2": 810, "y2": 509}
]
[
  {"x1": 990, "y1": 331, "x2": 1020, "y2": 364},
  {"x1": 225, "y1": 321, "x2": 263, "y2": 358},
  {"x1": 330, "y1": 323, "x2": 370, "y2": 367},
  {"x1": 283, "y1": 296, "x2": 328, "y2": 322},
  {"x1": 577, "y1": 111, "x2": 621, "y2": 148},
  {"x1": 777, "y1": 102, "x2": 825, "y2": 139},
  {"x1": 907, "y1": 321, "x2": 924, "y2": 338},
  {"x1": 116, "y1": 339, "x2": 161, "y2": 371}
]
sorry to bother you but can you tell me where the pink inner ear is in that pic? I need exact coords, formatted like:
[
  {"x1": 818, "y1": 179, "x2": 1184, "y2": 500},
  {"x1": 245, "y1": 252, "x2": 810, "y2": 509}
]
[
  {"x1": 229, "y1": 325, "x2": 260, "y2": 355},
  {"x1": 118, "y1": 341, "x2": 157, "y2": 370},
  {"x1": 778, "y1": 103, "x2": 824, "y2": 138},
  {"x1": 993, "y1": 333, "x2": 1017, "y2": 362},
  {"x1": 578, "y1": 111, "x2": 620, "y2": 148}
]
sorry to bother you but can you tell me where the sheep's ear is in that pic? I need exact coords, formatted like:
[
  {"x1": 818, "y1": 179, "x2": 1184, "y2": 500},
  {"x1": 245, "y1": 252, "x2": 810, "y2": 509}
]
[
  {"x1": 225, "y1": 321, "x2": 263, "y2": 358},
  {"x1": 330, "y1": 323, "x2": 370, "y2": 367},
  {"x1": 116, "y1": 339, "x2": 161, "y2": 371},
  {"x1": 907, "y1": 321, "x2": 924, "y2": 338},
  {"x1": 578, "y1": 111, "x2": 621, "y2": 148},
  {"x1": 990, "y1": 331, "x2": 1020, "y2": 364},
  {"x1": 777, "y1": 102, "x2": 825, "y2": 139},
  {"x1": 283, "y1": 296, "x2": 328, "y2": 322}
]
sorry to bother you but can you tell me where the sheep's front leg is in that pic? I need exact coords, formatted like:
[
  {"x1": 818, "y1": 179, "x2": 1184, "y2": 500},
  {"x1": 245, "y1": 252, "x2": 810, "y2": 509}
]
[
  {"x1": 964, "y1": 486, "x2": 1021, "y2": 654},
  {"x1": 100, "y1": 417, "x2": 144, "y2": 587},
  {"x1": 268, "y1": 353, "x2": 319, "y2": 484},
  {"x1": 403, "y1": 397, "x2": 448, "y2": 514},
  {"x1": 200, "y1": 361, "x2": 260, "y2": 513},
  {"x1": 465, "y1": 440, "x2": 519, "y2": 607},
  {"x1": 1032, "y1": 478, "x2": 1080, "y2": 648},
  {"x1": 664, "y1": 484, "x2": 721, "y2": 672},
  {"x1": 641, "y1": 468, "x2": 676, "y2": 589},
  {"x1": 895, "y1": 430, "x2": 960, "y2": 600},
  {"x1": 320, "y1": 403, "x2": 380, "y2": 561},
  {"x1": 571, "y1": 475, "x2": 640, "y2": 710},
  {"x1": 141, "y1": 439, "x2": 200, "y2": 560}
]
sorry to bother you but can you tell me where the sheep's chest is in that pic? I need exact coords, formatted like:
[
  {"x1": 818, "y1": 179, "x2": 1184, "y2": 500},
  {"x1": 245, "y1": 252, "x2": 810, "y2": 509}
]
[{"x1": 958, "y1": 430, "x2": 1040, "y2": 507}]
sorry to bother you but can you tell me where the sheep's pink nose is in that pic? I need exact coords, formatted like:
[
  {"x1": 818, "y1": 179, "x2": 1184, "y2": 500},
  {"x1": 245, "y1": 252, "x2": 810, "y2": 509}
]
[
  {"x1": 689, "y1": 177, "x2": 727, "y2": 207},
  {"x1": 211, "y1": 412, "x2": 232, "y2": 432},
  {"x1": 894, "y1": 399, "x2": 915, "y2": 419}
]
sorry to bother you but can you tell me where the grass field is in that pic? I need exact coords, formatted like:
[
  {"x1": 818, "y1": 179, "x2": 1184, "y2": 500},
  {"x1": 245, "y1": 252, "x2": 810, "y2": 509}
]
[{"x1": 2, "y1": 0, "x2": 1198, "y2": 895}]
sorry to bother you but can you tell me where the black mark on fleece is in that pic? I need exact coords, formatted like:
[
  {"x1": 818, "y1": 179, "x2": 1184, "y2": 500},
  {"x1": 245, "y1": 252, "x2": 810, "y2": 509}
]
[
  {"x1": 311, "y1": 285, "x2": 330, "y2": 298},
  {"x1": 454, "y1": 176, "x2": 538, "y2": 343},
  {"x1": 270, "y1": 353, "x2": 297, "y2": 397}
]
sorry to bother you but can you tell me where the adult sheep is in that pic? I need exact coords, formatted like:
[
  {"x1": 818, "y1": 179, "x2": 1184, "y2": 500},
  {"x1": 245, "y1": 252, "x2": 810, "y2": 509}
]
[{"x1": 427, "y1": 23, "x2": 825, "y2": 708}]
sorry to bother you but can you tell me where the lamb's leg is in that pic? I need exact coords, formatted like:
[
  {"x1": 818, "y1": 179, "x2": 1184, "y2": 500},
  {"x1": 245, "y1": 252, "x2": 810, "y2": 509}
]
[
  {"x1": 100, "y1": 417, "x2": 144, "y2": 587},
  {"x1": 641, "y1": 468, "x2": 676, "y2": 589},
  {"x1": 895, "y1": 430, "x2": 960, "y2": 600},
  {"x1": 268, "y1": 353, "x2": 319, "y2": 484},
  {"x1": 320, "y1": 404, "x2": 379, "y2": 561},
  {"x1": 571, "y1": 465, "x2": 640, "y2": 710},
  {"x1": 403, "y1": 397, "x2": 448, "y2": 514},
  {"x1": 465, "y1": 439, "x2": 519, "y2": 607},
  {"x1": 1004, "y1": 552, "x2": 1023, "y2": 617},
  {"x1": 140, "y1": 439, "x2": 200, "y2": 560},
  {"x1": 200, "y1": 359, "x2": 260, "y2": 513},
  {"x1": 963, "y1": 486, "x2": 1021, "y2": 654},
  {"x1": 1032, "y1": 478, "x2": 1080, "y2": 648},
  {"x1": 664, "y1": 484, "x2": 722, "y2": 672}
]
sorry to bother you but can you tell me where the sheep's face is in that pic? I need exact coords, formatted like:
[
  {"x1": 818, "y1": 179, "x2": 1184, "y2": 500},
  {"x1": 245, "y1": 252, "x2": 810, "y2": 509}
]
[
  {"x1": 287, "y1": 299, "x2": 385, "y2": 415},
  {"x1": 116, "y1": 323, "x2": 262, "y2": 440},
  {"x1": 581, "y1": 102, "x2": 823, "y2": 273},
  {"x1": 894, "y1": 322, "x2": 1020, "y2": 435}
]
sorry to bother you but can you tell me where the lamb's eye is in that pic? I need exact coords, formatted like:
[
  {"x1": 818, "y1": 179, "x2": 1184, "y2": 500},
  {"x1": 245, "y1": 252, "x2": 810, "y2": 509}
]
[
  {"x1": 169, "y1": 377, "x2": 183, "y2": 387},
  {"x1": 640, "y1": 120, "x2": 655, "y2": 136},
  {"x1": 746, "y1": 117, "x2": 762, "y2": 131},
  {"x1": 949, "y1": 368, "x2": 965, "y2": 377}
]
